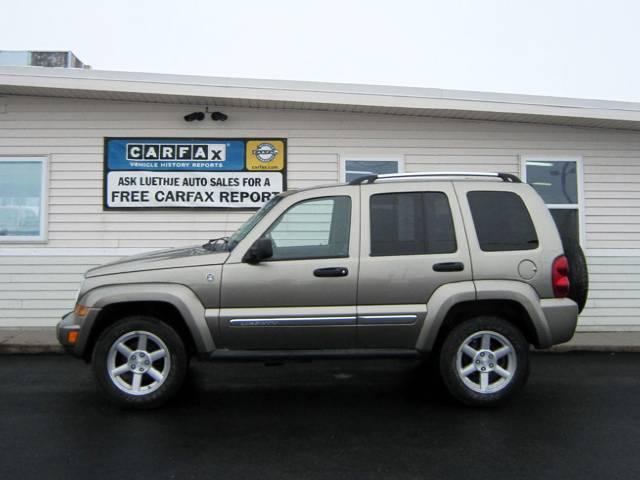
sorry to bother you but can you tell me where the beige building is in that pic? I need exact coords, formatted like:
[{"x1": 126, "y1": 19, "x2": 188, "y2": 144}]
[{"x1": 0, "y1": 66, "x2": 639, "y2": 333}]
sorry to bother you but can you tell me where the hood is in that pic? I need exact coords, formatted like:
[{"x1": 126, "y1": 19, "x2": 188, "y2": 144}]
[{"x1": 85, "y1": 244, "x2": 230, "y2": 278}]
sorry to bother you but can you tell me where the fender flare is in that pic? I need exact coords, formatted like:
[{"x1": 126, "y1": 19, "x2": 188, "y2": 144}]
[
  {"x1": 81, "y1": 283, "x2": 215, "y2": 353},
  {"x1": 416, "y1": 280, "x2": 553, "y2": 352},
  {"x1": 416, "y1": 281, "x2": 476, "y2": 352},
  {"x1": 474, "y1": 280, "x2": 552, "y2": 348}
]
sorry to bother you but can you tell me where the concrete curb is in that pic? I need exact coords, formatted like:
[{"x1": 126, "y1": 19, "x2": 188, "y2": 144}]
[
  {"x1": 542, "y1": 345, "x2": 640, "y2": 353},
  {"x1": 543, "y1": 331, "x2": 640, "y2": 353},
  {"x1": 0, "y1": 328, "x2": 63, "y2": 354},
  {"x1": 0, "y1": 345, "x2": 64, "y2": 354}
]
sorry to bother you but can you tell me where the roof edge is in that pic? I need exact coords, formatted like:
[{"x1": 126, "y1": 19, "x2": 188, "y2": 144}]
[{"x1": 2, "y1": 66, "x2": 640, "y2": 123}]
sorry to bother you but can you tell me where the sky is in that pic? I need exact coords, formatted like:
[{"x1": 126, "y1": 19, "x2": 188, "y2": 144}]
[{"x1": 2, "y1": 0, "x2": 640, "y2": 102}]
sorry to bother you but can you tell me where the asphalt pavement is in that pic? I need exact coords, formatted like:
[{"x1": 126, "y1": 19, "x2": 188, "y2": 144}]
[{"x1": 1, "y1": 352, "x2": 639, "y2": 480}]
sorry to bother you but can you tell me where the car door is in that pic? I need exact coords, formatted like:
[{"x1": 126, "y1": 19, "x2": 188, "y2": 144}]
[
  {"x1": 356, "y1": 182, "x2": 472, "y2": 348},
  {"x1": 219, "y1": 187, "x2": 359, "y2": 349}
]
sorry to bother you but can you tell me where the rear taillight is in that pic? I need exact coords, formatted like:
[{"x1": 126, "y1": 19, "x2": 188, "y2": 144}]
[{"x1": 552, "y1": 255, "x2": 570, "y2": 298}]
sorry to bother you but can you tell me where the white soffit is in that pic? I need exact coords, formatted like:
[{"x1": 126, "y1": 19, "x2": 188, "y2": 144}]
[{"x1": 2, "y1": 66, "x2": 640, "y2": 130}]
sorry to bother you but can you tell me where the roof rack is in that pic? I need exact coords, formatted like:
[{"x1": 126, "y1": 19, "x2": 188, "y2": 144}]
[{"x1": 349, "y1": 171, "x2": 521, "y2": 185}]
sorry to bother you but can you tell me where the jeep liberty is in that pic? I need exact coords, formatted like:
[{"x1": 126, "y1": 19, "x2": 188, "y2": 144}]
[{"x1": 57, "y1": 172, "x2": 587, "y2": 408}]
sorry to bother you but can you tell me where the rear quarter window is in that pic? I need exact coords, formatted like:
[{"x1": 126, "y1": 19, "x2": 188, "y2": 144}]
[{"x1": 467, "y1": 191, "x2": 538, "y2": 251}]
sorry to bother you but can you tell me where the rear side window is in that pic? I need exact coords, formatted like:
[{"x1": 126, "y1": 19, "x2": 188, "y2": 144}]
[
  {"x1": 467, "y1": 191, "x2": 538, "y2": 251},
  {"x1": 370, "y1": 192, "x2": 457, "y2": 256}
]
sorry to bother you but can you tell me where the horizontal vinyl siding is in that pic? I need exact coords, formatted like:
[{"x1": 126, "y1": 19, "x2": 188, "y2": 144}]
[
  {"x1": 0, "y1": 96, "x2": 639, "y2": 330},
  {"x1": 579, "y1": 251, "x2": 640, "y2": 330},
  {"x1": 0, "y1": 256, "x2": 112, "y2": 326},
  {"x1": 584, "y1": 156, "x2": 640, "y2": 254}
]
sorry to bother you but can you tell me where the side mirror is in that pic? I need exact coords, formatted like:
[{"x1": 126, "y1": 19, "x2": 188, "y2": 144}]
[{"x1": 243, "y1": 237, "x2": 274, "y2": 264}]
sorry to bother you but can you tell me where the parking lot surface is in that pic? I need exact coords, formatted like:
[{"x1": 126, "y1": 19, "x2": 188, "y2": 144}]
[{"x1": 1, "y1": 352, "x2": 639, "y2": 480}]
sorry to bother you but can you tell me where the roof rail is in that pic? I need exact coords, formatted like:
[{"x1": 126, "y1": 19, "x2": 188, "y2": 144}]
[{"x1": 349, "y1": 171, "x2": 521, "y2": 185}]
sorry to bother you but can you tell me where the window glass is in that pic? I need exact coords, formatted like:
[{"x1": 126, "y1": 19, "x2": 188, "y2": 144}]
[
  {"x1": 467, "y1": 191, "x2": 538, "y2": 251},
  {"x1": 524, "y1": 159, "x2": 581, "y2": 245},
  {"x1": 0, "y1": 159, "x2": 44, "y2": 239},
  {"x1": 526, "y1": 161, "x2": 577, "y2": 204},
  {"x1": 370, "y1": 192, "x2": 456, "y2": 256},
  {"x1": 345, "y1": 160, "x2": 398, "y2": 183},
  {"x1": 265, "y1": 196, "x2": 351, "y2": 260},
  {"x1": 228, "y1": 195, "x2": 282, "y2": 250}
]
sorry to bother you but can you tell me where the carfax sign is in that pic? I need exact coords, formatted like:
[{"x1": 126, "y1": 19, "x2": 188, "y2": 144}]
[{"x1": 104, "y1": 138, "x2": 286, "y2": 209}]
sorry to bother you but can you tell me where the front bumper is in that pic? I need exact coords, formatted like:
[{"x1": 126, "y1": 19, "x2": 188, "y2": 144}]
[{"x1": 56, "y1": 308, "x2": 101, "y2": 357}]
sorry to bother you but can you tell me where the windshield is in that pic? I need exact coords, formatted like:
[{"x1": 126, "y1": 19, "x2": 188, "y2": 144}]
[{"x1": 227, "y1": 195, "x2": 283, "y2": 250}]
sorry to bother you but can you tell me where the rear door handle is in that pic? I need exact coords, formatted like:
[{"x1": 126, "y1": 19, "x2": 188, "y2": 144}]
[
  {"x1": 314, "y1": 267, "x2": 349, "y2": 277},
  {"x1": 433, "y1": 262, "x2": 464, "y2": 272}
]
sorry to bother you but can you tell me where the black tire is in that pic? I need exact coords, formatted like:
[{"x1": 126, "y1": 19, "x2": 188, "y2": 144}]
[
  {"x1": 92, "y1": 316, "x2": 188, "y2": 409},
  {"x1": 563, "y1": 241, "x2": 589, "y2": 314},
  {"x1": 439, "y1": 316, "x2": 529, "y2": 407}
]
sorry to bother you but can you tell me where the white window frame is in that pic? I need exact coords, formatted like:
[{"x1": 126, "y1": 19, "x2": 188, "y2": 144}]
[
  {"x1": 520, "y1": 155, "x2": 585, "y2": 247},
  {"x1": 0, "y1": 156, "x2": 49, "y2": 243},
  {"x1": 340, "y1": 155, "x2": 405, "y2": 183}
]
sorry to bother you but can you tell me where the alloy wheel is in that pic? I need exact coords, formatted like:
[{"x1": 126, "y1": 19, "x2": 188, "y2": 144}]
[
  {"x1": 107, "y1": 330, "x2": 171, "y2": 396},
  {"x1": 455, "y1": 330, "x2": 517, "y2": 394}
]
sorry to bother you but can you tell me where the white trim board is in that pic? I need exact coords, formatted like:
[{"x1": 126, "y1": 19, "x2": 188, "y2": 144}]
[{"x1": 0, "y1": 248, "x2": 153, "y2": 257}]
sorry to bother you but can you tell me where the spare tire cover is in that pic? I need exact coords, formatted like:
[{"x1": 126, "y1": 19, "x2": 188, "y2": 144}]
[{"x1": 563, "y1": 241, "x2": 589, "y2": 314}]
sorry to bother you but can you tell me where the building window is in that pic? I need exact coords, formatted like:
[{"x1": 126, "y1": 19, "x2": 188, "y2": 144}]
[
  {"x1": 0, "y1": 157, "x2": 48, "y2": 241},
  {"x1": 522, "y1": 156, "x2": 583, "y2": 246},
  {"x1": 341, "y1": 156, "x2": 403, "y2": 183}
]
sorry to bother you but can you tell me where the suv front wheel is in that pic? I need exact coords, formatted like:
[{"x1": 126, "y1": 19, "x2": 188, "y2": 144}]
[
  {"x1": 92, "y1": 316, "x2": 188, "y2": 409},
  {"x1": 439, "y1": 316, "x2": 529, "y2": 407}
]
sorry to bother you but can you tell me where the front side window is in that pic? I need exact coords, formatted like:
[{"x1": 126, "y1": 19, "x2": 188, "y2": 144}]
[
  {"x1": 370, "y1": 192, "x2": 457, "y2": 256},
  {"x1": 0, "y1": 157, "x2": 47, "y2": 241},
  {"x1": 467, "y1": 191, "x2": 538, "y2": 252},
  {"x1": 263, "y1": 196, "x2": 351, "y2": 260},
  {"x1": 227, "y1": 195, "x2": 283, "y2": 250},
  {"x1": 343, "y1": 158, "x2": 401, "y2": 183},
  {"x1": 523, "y1": 158, "x2": 582, "y2": 245}
]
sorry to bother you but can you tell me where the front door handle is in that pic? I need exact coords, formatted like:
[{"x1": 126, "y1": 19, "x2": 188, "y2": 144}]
[
  {"x1": 314, "y1": 267, "x2": 349, "y2": 277},
  {"x1": 433, "y1": 262, "x2": 464, "y2": 272}
]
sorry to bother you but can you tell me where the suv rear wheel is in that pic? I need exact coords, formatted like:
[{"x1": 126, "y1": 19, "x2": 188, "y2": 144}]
[
  {"x1": 92, "y1": 316, "x2": 188, "y2": 409},
  {"x1": 439, "y1": 316, "x2": 529, "y2": 406}
]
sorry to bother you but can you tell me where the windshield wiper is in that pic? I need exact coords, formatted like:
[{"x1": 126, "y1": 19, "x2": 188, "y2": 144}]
[{"x1": 203, "y1": 236, "x2": 229, "y2": 251}]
